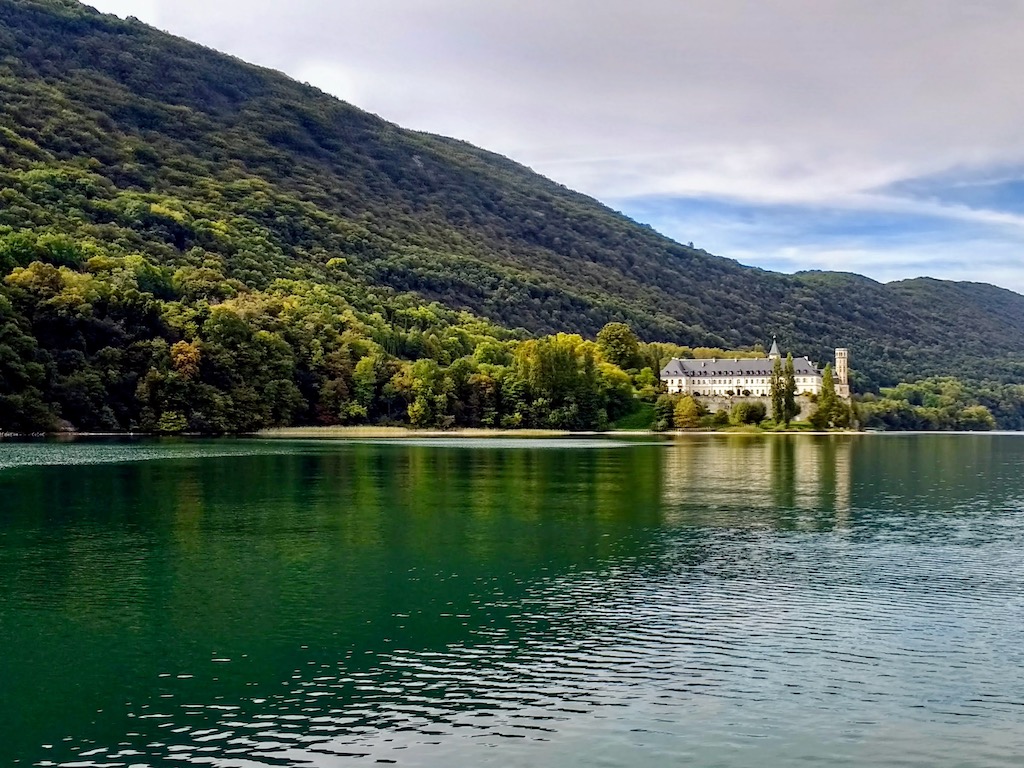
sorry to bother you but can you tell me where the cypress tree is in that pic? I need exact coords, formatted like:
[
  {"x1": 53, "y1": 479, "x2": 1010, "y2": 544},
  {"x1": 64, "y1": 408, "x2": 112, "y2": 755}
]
[
  {"x1": 783, "y1": 353, "x2": 798, "y2": 425},
  {"x1": 770, "y1": 357, "x2": 784, "y2": 424},
  {"x1": 812, "y1": 363, "x2": 838, "y2": 429}
]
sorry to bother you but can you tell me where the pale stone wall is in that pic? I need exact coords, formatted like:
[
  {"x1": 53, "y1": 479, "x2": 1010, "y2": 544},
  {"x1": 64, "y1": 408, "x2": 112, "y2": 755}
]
[{"x1": 698, "y1": 395, "x2": 817, "y2": 422}]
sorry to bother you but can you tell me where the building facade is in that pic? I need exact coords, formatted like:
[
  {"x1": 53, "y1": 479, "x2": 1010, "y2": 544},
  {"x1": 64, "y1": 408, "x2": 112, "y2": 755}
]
[{"x1": 660, "y1": 339, "x2": 851, "y2": 399}]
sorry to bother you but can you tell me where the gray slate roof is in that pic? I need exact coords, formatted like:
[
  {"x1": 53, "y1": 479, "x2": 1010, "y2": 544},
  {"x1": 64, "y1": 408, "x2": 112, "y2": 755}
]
[{"x1": 661, "y1": 357, "x2": 821, "y2": 378}]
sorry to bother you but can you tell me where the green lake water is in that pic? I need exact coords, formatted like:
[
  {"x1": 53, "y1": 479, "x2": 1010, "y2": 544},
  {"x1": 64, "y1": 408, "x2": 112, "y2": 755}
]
[{"x1": 1, "y1": 434, "x2": 1023, "y2": 766}]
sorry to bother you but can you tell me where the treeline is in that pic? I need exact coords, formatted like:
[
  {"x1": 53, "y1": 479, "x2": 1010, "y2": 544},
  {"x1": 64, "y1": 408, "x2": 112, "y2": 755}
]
[
  {"x1": 1, "y1": 250, "x2": 729, "y2": 434},
  {"x1": 0, "y1": 250, "x2": 576, "y2": 431},
  {"x1": 856, "y1": 378, "x2": 1014, "y2": 431},
  {"x1": 4, "y1": 240, "x2": 1023, "y2": 434},
  {"x1": 0, "y1": 143, "x2": 799, "y2": 434},
  {"x1": 2, "y1": 0, "x2": 1024, "y2": 394}
]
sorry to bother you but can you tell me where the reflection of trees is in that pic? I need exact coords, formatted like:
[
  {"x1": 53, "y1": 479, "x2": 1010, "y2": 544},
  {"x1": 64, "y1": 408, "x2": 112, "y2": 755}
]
[
  {"x1": 2, "y1": 441, "x2": 671, "y2": 763},
  {"x1": 6, "y1": 442, "x2": 666, "y2": 646},
  {"x1": 661, "y1": 436, "x2": 853, "y2": 530},
  {"x1": 374, "y1": 445, "x2": 665, "y2": 568}
]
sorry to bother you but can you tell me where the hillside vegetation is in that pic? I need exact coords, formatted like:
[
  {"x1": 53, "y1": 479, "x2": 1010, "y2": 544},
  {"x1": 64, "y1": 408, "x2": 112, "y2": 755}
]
[{"x1": 1, "y1": 0, "x2": 1023, "y2": 432}]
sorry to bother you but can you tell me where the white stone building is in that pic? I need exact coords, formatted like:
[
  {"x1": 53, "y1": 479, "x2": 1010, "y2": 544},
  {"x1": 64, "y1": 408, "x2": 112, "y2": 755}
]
[{"x1": 659, "y1": 339, "x2": 850, "y2": 398}]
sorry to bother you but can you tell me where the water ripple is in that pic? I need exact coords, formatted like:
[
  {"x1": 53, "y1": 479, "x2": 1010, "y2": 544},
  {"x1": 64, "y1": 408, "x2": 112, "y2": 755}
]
[
  {"x1": 44, "y1": 517, "x2": 1024, "y2": 767},
  {"x1": 6, "y1": 436, "x2": 1024, "y2": 767}
]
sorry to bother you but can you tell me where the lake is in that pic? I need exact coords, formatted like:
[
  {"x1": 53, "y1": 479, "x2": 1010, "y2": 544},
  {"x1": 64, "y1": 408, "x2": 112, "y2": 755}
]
[{"x1": 1, "y1": 434, "x2": 1023, "y2": 767}]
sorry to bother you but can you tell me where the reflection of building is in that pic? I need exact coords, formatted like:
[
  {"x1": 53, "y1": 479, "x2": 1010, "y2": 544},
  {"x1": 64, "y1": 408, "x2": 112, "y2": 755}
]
[
  {"x1": 661, "y1": 436, "x2": 852, "y2": 529},
  {"x1": 660, "y1": 339, "x2": 851, "y2": 399}
]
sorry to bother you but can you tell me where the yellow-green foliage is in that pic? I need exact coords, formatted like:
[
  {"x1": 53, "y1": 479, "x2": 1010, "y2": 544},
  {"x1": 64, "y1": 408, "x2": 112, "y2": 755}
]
[{"x1": 2, "y1": 0, "x2": 1024, "y2": 432}]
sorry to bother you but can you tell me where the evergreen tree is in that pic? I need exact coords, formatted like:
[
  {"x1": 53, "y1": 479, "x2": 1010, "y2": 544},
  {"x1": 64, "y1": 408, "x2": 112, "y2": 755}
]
[
  {"x1": 770, "y1": 357, "x2": 784, "y2": 424},
  {"x1": 654, "y1": 394, "x2": 677, "y2": 431},
  {"x1": 783, "y1": 353, "x2": 798, "y2": 425},
  {"x1": 811, "y1": 363, "x2": 838, "y2": 429},
  {"x1": 576, "y1": 348, "x2": 603, "y2": 429}
]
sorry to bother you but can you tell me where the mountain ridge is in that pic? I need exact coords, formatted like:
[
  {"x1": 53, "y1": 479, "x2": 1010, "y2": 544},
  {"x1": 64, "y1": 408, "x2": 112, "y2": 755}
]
[{"x1": 1, "y1": 0, "x2": 1023, "y2": 423}]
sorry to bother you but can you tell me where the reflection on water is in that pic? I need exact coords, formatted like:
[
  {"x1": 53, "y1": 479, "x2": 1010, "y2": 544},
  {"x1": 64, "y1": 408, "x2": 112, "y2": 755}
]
[
  {"x1": 662, "y1": 435, "x2": 853, "y2": 527},
  {"x1": 2, "y1": 436, "x2": 1024, "y2": 767}
]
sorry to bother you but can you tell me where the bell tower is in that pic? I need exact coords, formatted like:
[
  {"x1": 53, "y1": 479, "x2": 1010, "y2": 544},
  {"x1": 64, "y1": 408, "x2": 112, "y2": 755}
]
[{"x1": 835, "y1": 348, "x2": 850, "y2": 398}]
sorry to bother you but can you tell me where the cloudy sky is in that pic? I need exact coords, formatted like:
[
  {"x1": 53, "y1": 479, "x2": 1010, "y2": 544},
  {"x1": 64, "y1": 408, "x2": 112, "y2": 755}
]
[{"x1": 89, "y1": 1, "x2": 1024, "y2": 292}]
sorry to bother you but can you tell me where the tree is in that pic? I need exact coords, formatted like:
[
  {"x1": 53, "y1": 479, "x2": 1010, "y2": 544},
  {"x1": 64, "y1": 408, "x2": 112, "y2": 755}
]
[
  {"x1": 653, "y1": 394, "x2": 676, "y2": 431},
  {"x1": 407, "y1": 358, "x2": 454, "y2": 428},
  {"x1": 770, "y1": 357, "x2": 784, "y2": 424},
  {"x1": 575, "y1": 348, "x2": 603, "y2": 429},
  {"x1": 353, "y1": 352, "x2": 397, "y2": 418},
  {"x1": 466, "y1": 371, "x2": 498, "y2": 426},
  {"x1": 811, "y1": 363, "x2": 838, "y2": 429},
  {"x1": 958, "y1": 405, "x2": 996, "y2": 431},
  {"x1": 156, "y1": 411, "x2": 188, "y2": 433},
  {"x1": 783, "y1": 353, "x2": 798, "y2": 425},
  {"x1": 170, "y1": 340, "x2": 201, "y2": 380},
  {"x1": 596, "y1": 322, "x2": 640, "y2": 370},
  {"x1": 731, "y1": 401, "x2": 766, "y2": 425},
  {"x1": 674, "y1": 396, "x2": 701, "y2": 429},
  {"x1": 598, "y1": 362, "x2": 635, "y2": 422},
  {"x1": 634, "y1": 367, "x2": 660, "y2": 401},
  {"x1": 811, "y1": 363, "x2": 854, "y2": 430}
]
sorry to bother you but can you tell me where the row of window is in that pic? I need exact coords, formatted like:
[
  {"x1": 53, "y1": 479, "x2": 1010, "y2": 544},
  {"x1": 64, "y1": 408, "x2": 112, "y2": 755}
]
[{"x1": 668, "y1": 378, "x2": 818, "y2": 386}]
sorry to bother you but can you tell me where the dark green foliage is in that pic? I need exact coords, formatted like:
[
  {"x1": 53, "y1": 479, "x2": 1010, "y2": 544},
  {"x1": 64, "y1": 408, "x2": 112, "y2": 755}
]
[
  {"x1": 653, "y1": 394, "x2": 677, "y2": 432},
  {"x1": 0, "y1": 292, "x2": 52, "y2": 431},
  {"x1": 770, "y1": 358, "x2": 785, "y2": 425},
  {"x1": 608, "y1": 402, "x2": 655, "y2": 430},
  {"x1": 783, "y1": 354, "x2": 798, "y2": 426},
  {"x1": 731, "y1": 401, "x2": 767, "y2": 425},
  {"x1": 1, "y1": 0, "x2": 1024, "y2": 430},
  {"x1": 810, "y1": 363, "x2": 852, "y2": 429},
  {"x1": 857, "y1": 378, "x2": 999, "y2": 431},
  {"x1": 702, "y1": 410, "x2": 731, "y2": 429},
  {"x1": 0, "y1": 252, "x2": 638, "y2": 431}
]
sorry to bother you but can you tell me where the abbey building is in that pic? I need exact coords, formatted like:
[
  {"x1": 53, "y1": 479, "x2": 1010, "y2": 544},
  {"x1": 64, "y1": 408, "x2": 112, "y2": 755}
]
[{"x1": 660, "y1": 339, "x2": 851, "y2": 399}]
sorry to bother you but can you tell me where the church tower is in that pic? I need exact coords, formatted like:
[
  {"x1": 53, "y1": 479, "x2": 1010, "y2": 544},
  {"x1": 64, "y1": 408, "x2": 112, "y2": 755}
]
[
  {"x1": 768, "y1": 336, "x2": 781, "y2": 360},
  {"x1": 835, "y1": 348, "x2": 850, "y2": 398}
]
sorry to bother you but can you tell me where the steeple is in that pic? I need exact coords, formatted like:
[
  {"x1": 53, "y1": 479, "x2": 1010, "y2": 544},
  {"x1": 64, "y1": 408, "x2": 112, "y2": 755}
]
[{"x1": 768, "y1": 336, "x2": 781, "y2": 360}]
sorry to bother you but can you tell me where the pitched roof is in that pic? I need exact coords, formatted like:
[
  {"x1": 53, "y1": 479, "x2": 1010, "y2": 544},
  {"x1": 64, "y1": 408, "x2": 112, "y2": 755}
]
[{"x1": 660, "y1": 357, "x2": 821, "y2": 378}]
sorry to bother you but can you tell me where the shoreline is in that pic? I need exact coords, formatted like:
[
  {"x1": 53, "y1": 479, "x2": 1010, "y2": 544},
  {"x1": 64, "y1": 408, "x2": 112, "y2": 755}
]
[
  {"x1": 1, "y1": 426, "x2": 885, "y2": 439},
  {"x1": 255, "y1": 426, "x2": 861, "y2": 438},
  {"x1": 3, "y1": 427, "x2": 1016, "y2": 440}
]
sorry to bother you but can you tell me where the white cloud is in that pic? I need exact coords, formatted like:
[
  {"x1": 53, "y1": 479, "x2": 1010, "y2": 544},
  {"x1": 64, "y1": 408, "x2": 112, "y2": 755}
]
[
  {"x1": 743, "y1": 241, "x2": 1024, "y2": 293},
  {"x1": 622, "y1": 198, "x2": 1024, "y2": 292},
  {"x1": 82, "y1": 0, "x2": 1024, "y2": 290},
  {"x1": 82, "y1": 1, "x2": 1024, "y2": 199}
]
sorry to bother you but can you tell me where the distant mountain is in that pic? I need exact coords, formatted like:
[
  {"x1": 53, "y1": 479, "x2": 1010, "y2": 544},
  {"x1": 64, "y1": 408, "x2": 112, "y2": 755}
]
[{"x1": 1, "y1": 0, "x2": 1022, "y2": 431}]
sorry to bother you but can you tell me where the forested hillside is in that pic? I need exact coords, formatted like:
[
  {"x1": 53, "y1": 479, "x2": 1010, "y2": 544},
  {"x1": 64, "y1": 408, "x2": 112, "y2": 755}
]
[{"x1": 1, "y1": 0, "x2": 1023, "y2": 432}]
